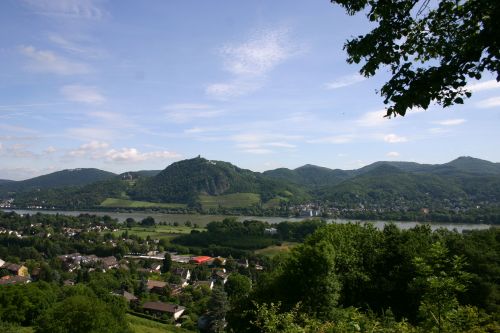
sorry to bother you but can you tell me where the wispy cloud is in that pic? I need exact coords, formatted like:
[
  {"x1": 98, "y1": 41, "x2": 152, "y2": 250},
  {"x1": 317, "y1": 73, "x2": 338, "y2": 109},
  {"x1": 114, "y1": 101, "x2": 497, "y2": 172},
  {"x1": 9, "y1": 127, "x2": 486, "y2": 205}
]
[
  {"x1": 325, "y1": 73, "x2": 365, "y2": 90},
  {"x1": 476, "y1": 96, "x2": 500, "y2": 109},
  {"x1": 105, "y1": 148, "x2": 181, "y2": 162},
  {"x1": 207, "y1": 27, "x2": 301, "y2": 100},
  {"x1": 61, "y1": 85, "x2": 105, "y2": 104},
  {"x1": 467, "y1": 80, "x2": 500, "y2": 92},
  {"x1": 307, "y1": 135, "x2": 355, "y2": 144},
  {"x1": 66, "y1": 127, "x2": 117, "y2": 141},
  {"x1": 48, "y1": 33, "x2": 106, "y2": 58},
  {"x1": 164, "y1": 104, "x2": 224, "y2": 123},
  {"x1": 20, "y1": 45, "x2": 90, "y2": 75},
  {"x1": 356, "y1": 110, "x2": 391, "y2": 127},
  {"x1": 433, "y1": 118, "x2": 466, "y2": 126},
  {"x1": 384, "y1": 134, "x2": 407, "y2": 143},
  {"x1": 22, "y1": 0, "x2": 104, "y2": 20},
  {"x1": 68, "y1": 140, "x2": 109, "y2": 157},
  {"x1": 0, "y1": 124, "x2": 38, "y2": 134},
  {"x1": 387, "y1": 151, "x2": 400, "y2": 158}
]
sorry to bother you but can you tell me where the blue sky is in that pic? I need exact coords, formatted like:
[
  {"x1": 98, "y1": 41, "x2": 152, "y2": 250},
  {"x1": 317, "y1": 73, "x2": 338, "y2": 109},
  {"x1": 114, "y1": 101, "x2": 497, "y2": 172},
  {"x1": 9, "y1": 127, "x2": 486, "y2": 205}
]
[{"x1": 1, "y1": 0, "x2": 499, "y2": 180}]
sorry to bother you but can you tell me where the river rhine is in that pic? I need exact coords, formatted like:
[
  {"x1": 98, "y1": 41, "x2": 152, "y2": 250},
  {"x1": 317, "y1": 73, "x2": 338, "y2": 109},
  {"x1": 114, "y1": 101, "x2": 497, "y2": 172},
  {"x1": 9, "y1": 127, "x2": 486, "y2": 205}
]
[{"x1": 3, "y1": 209, "x2": 495, "y2": 232}]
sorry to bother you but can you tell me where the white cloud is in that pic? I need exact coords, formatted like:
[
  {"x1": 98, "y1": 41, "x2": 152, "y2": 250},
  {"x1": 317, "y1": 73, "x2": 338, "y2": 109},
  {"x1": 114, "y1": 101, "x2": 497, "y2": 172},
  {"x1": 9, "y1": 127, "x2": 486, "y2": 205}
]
[
  {"x1": 48, "y1": 33, "x2": 106, "y2": 58},
  {"x1": 44, "y1": 146, "x2": 57, "y2": 154},
  {"x1": 384, "y1": 134, "x2": 407, "y2": 143},
  {"x1": 68, "y1": 140, "x2": 109, "y2": 157},
  {"x1": 357, "y1": 110, "x2": 390, "y2": 127},
  {"x1": 61, "y1": 85, "x2": 105, "y2": 104},
  {"x1": 387, "y1": 151, "x2": 400, "y2": 158},
  {"x1": 434, "y1": 118, "x2": 466, "y2": 126},
  {"x1": 221, "y1": 28, "x2": 293, "y2": 77},
  {"x1": 20, "y1": 45, "x2": 90, "y2": 75},
  {"x1": 307, "y1": 135, "x2": 355, "y2": 144},
  {"x1": 476, "y1": 96, "x2": 500, "y2": 108},
  {"x1": 467, "y1": 80, "x2": 500, "y2": 92},
  {"x1": 22, "y1": 0, "x2": 104, "y2": 19},
  {"x1": 325, "y1": 73, "x2": 365, "y2": 90},
  {"x1": 164, "y1": 104, "x2": 225, "y2": 123},
  {"x1": 105, "y1": 148, "x2": 180, "y2": 162},
  {"x1": 207, "y1": 27, "x2": 301, "y2": 99}
]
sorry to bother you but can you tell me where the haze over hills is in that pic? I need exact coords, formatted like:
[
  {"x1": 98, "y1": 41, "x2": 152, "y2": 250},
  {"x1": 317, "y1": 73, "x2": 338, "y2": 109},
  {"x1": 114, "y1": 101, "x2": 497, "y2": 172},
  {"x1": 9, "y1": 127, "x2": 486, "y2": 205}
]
[
  {"x1": 1, "y1": 156, "x2": 499, "y2": 214},
  {"x1": 0, "y1": 168, "x2": 117, "y2": 193}
]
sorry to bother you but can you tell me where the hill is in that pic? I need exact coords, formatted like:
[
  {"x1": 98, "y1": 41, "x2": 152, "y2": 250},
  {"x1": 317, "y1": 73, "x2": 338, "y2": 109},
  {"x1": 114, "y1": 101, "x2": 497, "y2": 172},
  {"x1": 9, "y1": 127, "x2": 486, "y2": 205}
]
[
  {"x1": 130, "y1": 156, "x2": 307, "y2": 206},
  {"x1": 263, "y1": 164, "x2": 349, "y2": 187},
  {"x1": 0, "y1": 168, "x2": 117, "y2": 196},
  {"x1": 3, "y1": 156, "x2": 500, "y2": 213}
]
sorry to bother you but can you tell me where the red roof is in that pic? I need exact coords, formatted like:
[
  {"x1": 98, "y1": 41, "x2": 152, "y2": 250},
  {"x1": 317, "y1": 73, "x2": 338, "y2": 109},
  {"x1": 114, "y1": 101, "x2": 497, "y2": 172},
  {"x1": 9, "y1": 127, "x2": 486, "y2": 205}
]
[{"x1": 190, "y1": 256, "x2": 212, "y2": 264}]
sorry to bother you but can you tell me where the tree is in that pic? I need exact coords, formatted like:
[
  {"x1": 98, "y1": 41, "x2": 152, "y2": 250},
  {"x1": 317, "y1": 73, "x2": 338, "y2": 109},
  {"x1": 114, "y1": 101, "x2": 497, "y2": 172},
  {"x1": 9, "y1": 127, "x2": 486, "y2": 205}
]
[
  {"x1": 162, "y1": 252, "x2": 172, "y2": 273},
  {"x1": 140, "y1": 216, "x2": 155, "y2": 227},
  {"x1": 330, "y1": 0, "x2": 500, "y2": 116},
  {"x1": 224, "y1": 273, "x2": 252, "y2": 302},
  {"x1": 208, "y1": 287, "x2": 229, "y2": 333},
  {"x1": 412, "y1": 242, "x2": 471, "y2": 332},
  {"x1": 35, "y1": 295, "x2": 131, "y2": 333}
]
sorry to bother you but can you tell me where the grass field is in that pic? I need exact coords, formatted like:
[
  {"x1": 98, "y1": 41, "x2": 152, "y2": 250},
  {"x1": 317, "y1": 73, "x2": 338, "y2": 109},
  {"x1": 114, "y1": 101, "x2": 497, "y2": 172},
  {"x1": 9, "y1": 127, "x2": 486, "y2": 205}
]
[
  {"x1": 127, "y1": 314, "x2": 194, "y2": 333},
  {"x1": 254, "y1": 241, "x2": 298, "y2": 257},
  {"x1": 100, "y1": 198, "x2": 187, "y2": 209},
  {"x1": 113, "y1": 225, "x2": 205, "y2": 239},
  {"x1": 199, "y1": 193, "x2": 260, "y2": 210}
]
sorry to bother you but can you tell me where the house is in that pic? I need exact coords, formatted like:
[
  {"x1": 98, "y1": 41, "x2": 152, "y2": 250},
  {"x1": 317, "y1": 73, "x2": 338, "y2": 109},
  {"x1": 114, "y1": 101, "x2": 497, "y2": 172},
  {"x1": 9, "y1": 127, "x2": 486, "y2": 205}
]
[
  {"x1": 173, "y1": 268, "x2": 191, "y2": 280},
  {"x1": 119, "y1": 290, "x2": 138, "y2": 303},
  {"x1": 146, "y1": 279, "x2": 168, "y2": 294},
  {"x1": 100, "y1": 256, "x2": 118, "y2": 270},
  {"x1": 0, "y1": 275, "x2": 30, "y2": 285},
  {"x1": 190, "y1": 256, "x2": 212, "y2": 265},
  {"x1": 213, "y1": 271, "x2": 229, "y2": 285},
  {"x1": 2, "y1": 263, "x2": 29, "y2": 277},
  {"x1": 237, "y1": 258, "x2": 249, "y2": 268},
  {"x1": 264, "y1": 228, "x2": 278, "y2": 235},
  {"x1": 142, "y1": 301, "x2": 185, "y2": 320},
  {"x1": 192, "y1": 280, "x2": 214, "y2": 290},
  {"x1": 0, "y1": 258, "x2": 5, "y2": 267}
]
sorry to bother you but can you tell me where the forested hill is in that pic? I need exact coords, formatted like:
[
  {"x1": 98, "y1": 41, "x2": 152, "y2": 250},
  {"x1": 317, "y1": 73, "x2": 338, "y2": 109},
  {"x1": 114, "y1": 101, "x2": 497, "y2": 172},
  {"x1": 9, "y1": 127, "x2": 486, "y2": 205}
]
[
  {"x1": 0, "y1": 168, "x2": 117, "y2": 194},
  {"x1": 129, "y1": 156, "x2": 307, "y2": 205},
  {"x1": 2, "y1": 156, "x2": 500, "y2": 215}
]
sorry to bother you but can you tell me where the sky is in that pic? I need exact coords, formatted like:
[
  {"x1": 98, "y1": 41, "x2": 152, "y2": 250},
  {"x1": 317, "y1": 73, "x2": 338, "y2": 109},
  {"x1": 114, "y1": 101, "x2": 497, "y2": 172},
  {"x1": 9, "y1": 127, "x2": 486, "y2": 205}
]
[{"x1": 1, "y1": 0, "x2": 499, "y2": 180}]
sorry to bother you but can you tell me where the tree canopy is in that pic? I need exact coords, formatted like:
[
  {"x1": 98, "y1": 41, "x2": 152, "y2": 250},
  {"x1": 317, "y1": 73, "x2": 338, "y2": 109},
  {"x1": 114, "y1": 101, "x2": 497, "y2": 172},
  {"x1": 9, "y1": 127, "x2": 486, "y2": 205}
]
[{"x1": 331, "y1": 0, "x2": 500, "y2": 116}]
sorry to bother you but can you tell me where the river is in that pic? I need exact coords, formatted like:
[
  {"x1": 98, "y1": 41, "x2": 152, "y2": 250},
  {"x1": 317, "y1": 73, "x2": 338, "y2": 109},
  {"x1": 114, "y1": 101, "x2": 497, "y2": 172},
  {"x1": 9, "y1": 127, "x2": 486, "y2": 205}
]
[{"x1": 2, "y1": 209, "x2": 495, "y2": 232}]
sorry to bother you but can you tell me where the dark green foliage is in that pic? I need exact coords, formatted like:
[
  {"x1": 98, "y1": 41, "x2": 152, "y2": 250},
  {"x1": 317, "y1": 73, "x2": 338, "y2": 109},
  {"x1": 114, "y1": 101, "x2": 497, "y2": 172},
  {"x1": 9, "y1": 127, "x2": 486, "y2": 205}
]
[
  {"x1": 174, "y1": 219, "x2": 279, "y2": 252},
  {"x1": 162, "y1": 252, "x2": 172, "y2": 273},
  {"x1": 35, "y1": 295, "x2": 131, "y2": 333},
  {"x1": 207, "y1": 287, "x2": 229, "y2": 333},
  {"x1": 330, "y1": 0, "x2": 500, "y2": 116},
  {"x1": 130, "y1": 156, "x2": 308, "y2": 205},
  {"x1": 230, "y1": 223, "x2": 500, "y2": 332},
  {"x1": 141, "y1": 216, "x2": 156, "y2": 227}
]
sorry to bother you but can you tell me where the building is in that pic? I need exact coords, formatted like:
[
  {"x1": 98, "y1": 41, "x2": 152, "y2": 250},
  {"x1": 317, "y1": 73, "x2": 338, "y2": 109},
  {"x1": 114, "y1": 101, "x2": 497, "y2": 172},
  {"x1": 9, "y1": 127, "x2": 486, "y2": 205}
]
[
  {"x1": 192, "y1": 280, "x2": 214, "y2": 290},
  {"x1": 0, "y1": 275, "x2": 30, "y2": 285},
  {"x1": 146, "y1": 279, "x2": 168, "y2": 294},
  {"x1": 1, "y1": 263, "x2": 29, "y2": 277},
  {"x1": 190, "y1": 256, "x2": 213, "y2": 265},
  {"x1": 142, "y1": 301, "x2": 185, "y2": 320}
]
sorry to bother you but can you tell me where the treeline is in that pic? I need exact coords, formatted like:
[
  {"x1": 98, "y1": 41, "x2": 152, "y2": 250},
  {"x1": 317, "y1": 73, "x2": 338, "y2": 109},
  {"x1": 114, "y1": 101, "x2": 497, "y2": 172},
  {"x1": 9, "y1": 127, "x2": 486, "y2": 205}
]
[
  {"x1": 339, "y1": 206, "x2": 500, "y2": 224},
  {"x1": 172, "y1": 218, "x2": 326, "y2": 255},
  {"x1": 227, "y1": 223, "x2": 500, "y2": 332}
]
